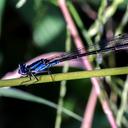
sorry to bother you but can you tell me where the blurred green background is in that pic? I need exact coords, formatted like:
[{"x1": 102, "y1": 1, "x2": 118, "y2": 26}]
[{"x1": 0, "y1": 0, "x2": 128, "y2": 128}]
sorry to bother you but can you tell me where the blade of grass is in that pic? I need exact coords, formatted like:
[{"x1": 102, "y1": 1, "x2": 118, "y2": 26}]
[
  {"x1": 116, "y1": 76, "x2": 128, "y2": 127},
  {"x1": 67, "y1": 1, "x2": 93, "y2": 46},
  {"x1": 0, "y1": 88, "x2": 82, "y2": 121},
  {"x1": 0, "y1": 66, "x2": 128, "y2": 87},
  {"x1": 115, "y1": 5, "x2": 128, "y2": 35},
  {"x1": 88, "y1": 0, "x2": 124, "y2": 37},
  {"x1": 55, "y1": 28, "x2": 71, "y2": 128}
]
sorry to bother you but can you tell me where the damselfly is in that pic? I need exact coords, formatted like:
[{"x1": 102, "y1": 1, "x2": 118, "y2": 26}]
[{"x1": 18, "y1": 33, "x2": 128, "y2": 80}]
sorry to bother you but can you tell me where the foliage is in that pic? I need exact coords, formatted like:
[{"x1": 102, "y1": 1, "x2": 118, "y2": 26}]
[{"x1": 0, "y1": 0, "x2": 128, "y2": 128}]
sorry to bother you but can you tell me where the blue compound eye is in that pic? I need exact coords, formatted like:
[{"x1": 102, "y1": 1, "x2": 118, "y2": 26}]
[{"x1": 18, "y1": 64, "x2": 27, "y2": 75}]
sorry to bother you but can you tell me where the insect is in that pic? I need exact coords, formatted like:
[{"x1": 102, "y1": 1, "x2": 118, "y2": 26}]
[
  {"x1": 18, "y1": 59, "x2": 59, "y2": 80},
  {"x1": 18, "y1": 33, "x2": 128, "y2": 80}
]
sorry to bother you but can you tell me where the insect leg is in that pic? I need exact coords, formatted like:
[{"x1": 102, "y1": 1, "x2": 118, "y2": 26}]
[
  {"x1": 47, "y1": 68, "x2": 54, "y2": 81},
  {"x1": 31, "y1": 73, "x2": 39, "y2": 81}
]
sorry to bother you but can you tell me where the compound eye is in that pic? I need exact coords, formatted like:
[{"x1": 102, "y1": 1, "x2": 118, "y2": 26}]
[{"x1": 18, "y1": 64, "x2": 26, "y2": 74}]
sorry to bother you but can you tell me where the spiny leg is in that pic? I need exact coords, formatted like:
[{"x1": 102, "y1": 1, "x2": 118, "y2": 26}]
[
  {"x1": 31, "y1": 72, "x2": 39, "y2": 81},
  {"x1": 47, "y1": 68, "x2": 54, "y2": 81},
  {"x1": 27, "y1": 72, "x2": 32, "y2": 80},
  {"x1": 28, "y1": 69, "x2": 38, "y2": 81},
  {"x1": 28, "y1": 74, "x2": 32, "y2": 80}
]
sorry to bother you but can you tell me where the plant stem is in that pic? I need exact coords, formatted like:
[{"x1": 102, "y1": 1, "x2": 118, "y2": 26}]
[{"x1": 0, "y1": 66, "x2": 128, "y2": 87}]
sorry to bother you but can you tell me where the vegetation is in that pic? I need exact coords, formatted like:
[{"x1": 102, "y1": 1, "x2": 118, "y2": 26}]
[{"x1": 0, "y1": 0, "x2": 128, "y2": 128}]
